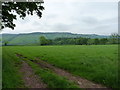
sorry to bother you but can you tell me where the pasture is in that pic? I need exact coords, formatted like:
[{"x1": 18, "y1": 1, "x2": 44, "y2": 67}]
[{"x1": 2, "y1": 45, "x2": 118, "y2": 88}]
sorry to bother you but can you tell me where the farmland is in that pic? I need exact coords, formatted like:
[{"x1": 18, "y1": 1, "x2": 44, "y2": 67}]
[{"x1": 2, "y1": 45, "x2": 118, "y2": 88}]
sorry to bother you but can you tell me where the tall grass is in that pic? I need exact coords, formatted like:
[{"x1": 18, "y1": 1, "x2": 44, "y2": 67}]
[
  {"x1": 2, "y1": 48, "x2": 24, "y2": 88},
  {"x1": 2, "y1": 45, "x2": 118, "y2": 88}
]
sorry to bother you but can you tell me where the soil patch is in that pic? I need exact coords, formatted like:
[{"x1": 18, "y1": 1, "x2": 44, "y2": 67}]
[
  {"x1": 16, "y1": 53, "x2": 47, "y2": 88},
  {"x1": 20, "y1": 61, "x2": 47, "y2": 88},
  {"x1": 16, "y1": 53, "x2": 111, "y2": 89},
  {"x1": 34, "y1": 58, "x2": 110, "y2": 89}
]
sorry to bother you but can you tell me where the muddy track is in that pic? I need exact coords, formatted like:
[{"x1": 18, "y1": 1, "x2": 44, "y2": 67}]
[
  {"x1": 34, "y1": 58, "x2": 110, "y2": 89},
  {"x1": 16, "y1": 53, "x2": 111, "y2": 89},
  {"x1": 16, "y1": 54, "x2": 47, "y2": 88}
]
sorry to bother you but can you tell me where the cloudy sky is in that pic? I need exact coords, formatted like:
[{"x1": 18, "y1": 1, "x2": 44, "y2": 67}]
[{"x1": 1, "y1": 0, "x2": 118, "y2": 35}]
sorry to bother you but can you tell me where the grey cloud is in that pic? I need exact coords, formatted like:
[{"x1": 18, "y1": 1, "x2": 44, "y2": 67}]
[
  {"x1": 52, "y1": 23, "x2": 72, "y2": 31},
  {"x1": 81, "y1": 16, "x2": 99, "y2": 24},
  {"x1": 2, "y1": 1, "x2": 118, "y2": 35}
]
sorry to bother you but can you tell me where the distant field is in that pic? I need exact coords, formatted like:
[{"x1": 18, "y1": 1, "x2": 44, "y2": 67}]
[{"x1": 2, "y1": 45, "x2": 118, "y2": 88}]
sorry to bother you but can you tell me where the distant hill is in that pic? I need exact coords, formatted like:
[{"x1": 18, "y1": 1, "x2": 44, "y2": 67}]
[{"x1": 0, "y1": 32, "x2": 110, "y2": 45}]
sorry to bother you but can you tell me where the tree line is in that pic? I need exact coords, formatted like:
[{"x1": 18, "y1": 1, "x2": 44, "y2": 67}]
[
  {"x1": 2, "y1": 33, "x2": 119, "y2": 46},
  {"x1": 40, "y1": 33, "x2": 120, "y2": 46}
]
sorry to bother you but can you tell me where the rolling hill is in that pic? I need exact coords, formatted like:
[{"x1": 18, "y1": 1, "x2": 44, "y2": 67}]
[{"x1": 1, "y1": 32, "x2": 109, "y2": 45}]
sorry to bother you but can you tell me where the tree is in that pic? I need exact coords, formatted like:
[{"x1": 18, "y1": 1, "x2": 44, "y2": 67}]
[
  {"x1": 82, "y1": 38, "x2": 89, "y2": 45},
  {"x1": 87, "y1": 39, "x2": 94, "y2": 45},
  {"x1": 94, "y1": 38, "x2": 99, "y2": 45},
  {"x1": 110, "y1": 33, "x2": 119, "y2": 44},
  {"x1": 100, "y1": 38, "x2": 108, "y2": 45},
  {"x1": 47, "y1": 39, "x2": 53, "y2": 45},
  {"x1": 4, "y1": 41, "x2": 8, "y2": 46},
  {"x1": 1, "y1": 1, "x2": 44, "y2": 30},
  {"x1": 40, "y1": 36, "x2": 49, "y2": 45}
]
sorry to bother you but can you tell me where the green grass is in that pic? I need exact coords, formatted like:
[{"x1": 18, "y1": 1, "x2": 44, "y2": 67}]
[
  {"x1": 2, "y1": 45, "x2": 118, "y2": 88},
  {"x1": 2, "y1": 48, "x2": 24, "y2": 88},
  {"x1": 26, "y1": 59, "x2": 79, "y2": 88}
]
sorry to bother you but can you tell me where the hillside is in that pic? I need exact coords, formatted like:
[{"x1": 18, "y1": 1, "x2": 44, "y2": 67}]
[{"x1": 1, "y1": 32, "x2": 109, "y2": 45}]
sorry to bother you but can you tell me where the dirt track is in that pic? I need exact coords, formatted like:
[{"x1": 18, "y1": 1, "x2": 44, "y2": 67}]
[
  {"x1": 16, "y1": 53, "x2": 111, "y2": 89},
  {"x1": 20, "y1": 61, "x2": 47, "y2": 88},
  {"x1": 34, "y1": 58, "x2": 110, "y2": 89},
  {"x1": 16, "y1": 53, "x2": 47, "y2": 88}
]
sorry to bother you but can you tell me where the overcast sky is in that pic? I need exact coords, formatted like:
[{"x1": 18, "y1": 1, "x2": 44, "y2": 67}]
[{"x1": 1, "y1": 0, "x2": 118, "y2": 35}]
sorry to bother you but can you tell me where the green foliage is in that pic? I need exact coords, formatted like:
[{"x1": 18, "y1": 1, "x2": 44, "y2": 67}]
[
  {"x1": 40, "y1": 36, "x2": 46, "y2": 45},
  {"x1": 1, "y1": 33, "x2": 109, "y2": 45},
  {"x1": 52, "y1": 37, "x2": 110, "y2": 45},
  {"x1": 94, "y1": 38, "x2": 99, "y2": 45},
  {"x1": 4, "y1": 41, "x2": 9, "y2": 46},
  {"x1": 87, "y1": 39, "x2": 94, "y2": 45},
  {"x1": 39, "y1": 36, "x2": 50, "y2": 45},
  {"x1": 100, "y1": 38, "x2": 108, "y2": 45},
  {"x1": 110, "y1": 33, "x2": 120, "y2": 44},
  {"x1": 75, "y1": 38, "x2": 88, "y2": 45},
  {"x1": 2, "y1": 2, "x2": 44, "y2": 29},
  {"x1": 2, "y1": 45, "x2": 118, "y2": 88}
]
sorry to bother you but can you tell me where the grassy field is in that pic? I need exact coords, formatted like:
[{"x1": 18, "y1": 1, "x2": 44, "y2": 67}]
[
  {"x1": 2, "y1": 45, "x2": 118, "y2": 88},
  {"x1": 2, "y1": 48, "x2": 24, "y2": 88}
]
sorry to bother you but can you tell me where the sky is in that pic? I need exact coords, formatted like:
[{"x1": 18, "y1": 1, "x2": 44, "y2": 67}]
[{"x1": 1, "y1": 0, "x2": 119, "y2": 35}]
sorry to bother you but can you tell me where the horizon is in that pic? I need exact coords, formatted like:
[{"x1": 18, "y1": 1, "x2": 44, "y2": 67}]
[{"x1": 1, "y1": 31, "x2": 110, "y2": 36}]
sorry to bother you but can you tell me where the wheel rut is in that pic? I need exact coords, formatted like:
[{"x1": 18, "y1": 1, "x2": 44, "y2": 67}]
[
  {"x1": 16, "y1": 53, "x2": 111, "y2": 89},
  {"x1": 34, "y1": 58, "x2": 110, "y2": 89},
  {"x1": 16, "y1": 53, "x2": 47, "y2": 88}
]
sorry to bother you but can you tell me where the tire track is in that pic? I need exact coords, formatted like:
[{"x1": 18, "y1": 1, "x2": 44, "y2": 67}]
[
  {"x1": 34, "y1": 58, "x2": 110, "y2": 89},
  {"x1": 16, "y1": 53, "x2": 47, "y2": 88},
  {"x1": 16, "y1": 53, "x2": 111, "y2": 89}
]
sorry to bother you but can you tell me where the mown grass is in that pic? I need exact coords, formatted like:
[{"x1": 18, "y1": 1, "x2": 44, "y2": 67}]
[
  {"x1": 26, "y1": 59, "x2": 79, "y2": 88},
  {"x1": 2, "y1": 45, "x2": 119, "y2": 88},
  {"x1": 2, "y1": 48, "x2": 24, "y2": 88}
]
